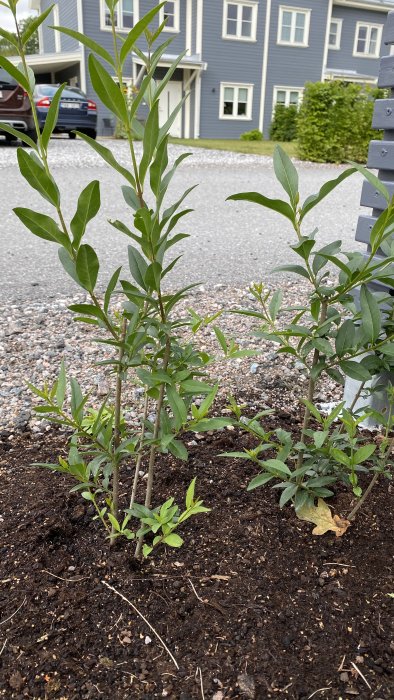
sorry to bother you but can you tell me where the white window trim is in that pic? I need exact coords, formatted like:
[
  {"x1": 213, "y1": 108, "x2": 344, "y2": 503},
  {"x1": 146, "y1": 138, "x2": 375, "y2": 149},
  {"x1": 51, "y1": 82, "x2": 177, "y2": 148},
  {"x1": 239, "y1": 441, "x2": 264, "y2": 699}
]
[
  {"x1": 328, "y1": 17, "x2": 342, "y2": 50},
  {"x1": 219, "y1": 82, "x2": 254, "y2": 121},
  {"x1": 160, "y1": 0, "x2": 180, "y2": 33},
  {"x1": 222, "y1": 0, "x2": 258, "y2": 42},
  {"x1": 100, "y1": 0, "x2": 139, "y2": 33},
  {"x1": 353, "y1": 21, "x2": 383, "y2": 58},
  {"x1": 273, "y1": 85, "x2": 304, "y2": 113},
  {"x1": 277, "y1": 5, "x2": 311, "y2": 48},
  {"x1": 53, "y1": 5, "x2": 61, "y2": 53}
]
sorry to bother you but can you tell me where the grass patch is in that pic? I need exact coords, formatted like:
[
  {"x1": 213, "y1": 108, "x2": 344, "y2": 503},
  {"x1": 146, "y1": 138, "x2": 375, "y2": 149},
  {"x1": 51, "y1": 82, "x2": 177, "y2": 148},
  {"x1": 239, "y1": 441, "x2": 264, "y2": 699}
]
[{"x1": 169, "y1": 138, "x2": 298, "y2": 158}]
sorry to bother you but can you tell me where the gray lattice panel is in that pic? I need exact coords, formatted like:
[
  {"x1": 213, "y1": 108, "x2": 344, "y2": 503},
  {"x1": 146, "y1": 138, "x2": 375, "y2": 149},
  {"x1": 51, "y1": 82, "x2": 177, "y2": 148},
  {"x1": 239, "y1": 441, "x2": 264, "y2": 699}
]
[
  {"x1": 367, "y1": 140, "x2": 394, "y2": 169},
  {"x1": 372, "y1": 99, "x2": 394, "y2": 130},
  {"x1": 360, "y1": 180, "x2": 394, "y2": 209},
  {"x1": 378, "y1": 55, "x2": 394, "y2": 88},
  {"x1": 383, "y1": 11, "x2": 394, "y2": 45},
  {"x1": 355, "y1": 215, "x2": 377, "y2": 245}
]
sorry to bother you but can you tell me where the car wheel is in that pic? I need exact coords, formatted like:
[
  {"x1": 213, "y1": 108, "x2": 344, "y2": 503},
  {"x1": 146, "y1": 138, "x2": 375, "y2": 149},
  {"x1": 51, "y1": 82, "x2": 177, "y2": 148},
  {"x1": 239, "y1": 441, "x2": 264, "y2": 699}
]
[
  {"x1": 68, "y1": 132, "x2": 76, "y2": 140},
  {"x1": 4, "y1": 134, "x2": 17, "y2": 143},
  {"x1": 85, "y1": 128, "x2": 97, "y2": 140}
]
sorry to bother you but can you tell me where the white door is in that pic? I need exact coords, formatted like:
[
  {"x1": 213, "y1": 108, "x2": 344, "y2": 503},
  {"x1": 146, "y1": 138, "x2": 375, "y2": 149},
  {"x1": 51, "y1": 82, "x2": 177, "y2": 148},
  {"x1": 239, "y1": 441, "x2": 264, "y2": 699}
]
[{"x1": 158, "y1": 81, "x2": 182, "y2": 138}]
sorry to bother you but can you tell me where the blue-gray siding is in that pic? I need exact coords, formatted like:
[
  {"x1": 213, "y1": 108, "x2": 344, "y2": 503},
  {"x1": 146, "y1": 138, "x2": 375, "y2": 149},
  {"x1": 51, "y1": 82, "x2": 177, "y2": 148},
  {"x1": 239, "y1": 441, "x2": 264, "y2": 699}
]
[{"x1": 328, "y1": 6, "x2": 387, "y2": 76}]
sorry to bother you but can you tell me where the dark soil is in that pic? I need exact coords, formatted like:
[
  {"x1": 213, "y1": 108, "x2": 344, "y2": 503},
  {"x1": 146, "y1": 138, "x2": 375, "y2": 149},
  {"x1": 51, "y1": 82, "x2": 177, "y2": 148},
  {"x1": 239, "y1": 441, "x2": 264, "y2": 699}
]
[{"x1": 0, "y1": 415, "x2": 393, "y2": 700}]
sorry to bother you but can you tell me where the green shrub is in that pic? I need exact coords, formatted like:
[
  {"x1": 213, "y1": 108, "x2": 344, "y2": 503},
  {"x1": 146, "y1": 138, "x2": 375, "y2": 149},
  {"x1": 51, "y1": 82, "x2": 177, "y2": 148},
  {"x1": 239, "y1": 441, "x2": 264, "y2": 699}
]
[
  {"x1": 240, "y1": 129, "x2": 263, "y2": 141},
  {"x1": 297, "y1": 81, "x2": 384, "y2": 163},
  {"x1": 269, "y1": 104, "x2": 298, "y2": 142}
]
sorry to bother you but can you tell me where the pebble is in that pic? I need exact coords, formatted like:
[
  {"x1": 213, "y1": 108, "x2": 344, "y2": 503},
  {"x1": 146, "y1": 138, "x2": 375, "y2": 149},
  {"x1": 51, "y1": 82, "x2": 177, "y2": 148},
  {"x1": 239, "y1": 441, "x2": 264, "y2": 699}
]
[{"x1": 0, "y1": 283, "x2": 342, "y2": 434}]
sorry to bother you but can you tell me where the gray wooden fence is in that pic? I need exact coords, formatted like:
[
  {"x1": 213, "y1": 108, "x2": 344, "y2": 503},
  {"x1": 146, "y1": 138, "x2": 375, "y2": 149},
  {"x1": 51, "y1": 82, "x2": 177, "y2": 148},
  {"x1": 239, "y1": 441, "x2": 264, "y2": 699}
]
[{"x1": 343, "y1": 11, "x2": 394, "y2": 424}]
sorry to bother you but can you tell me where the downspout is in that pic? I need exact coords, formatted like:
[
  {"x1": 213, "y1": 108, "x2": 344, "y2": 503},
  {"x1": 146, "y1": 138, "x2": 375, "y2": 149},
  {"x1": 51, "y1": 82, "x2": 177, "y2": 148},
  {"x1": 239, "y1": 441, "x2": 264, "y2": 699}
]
[
  {"x1": 259, "y1": 0, "x2": 272, "y2": 135},
  {"x1": 321, "y1": 0, "x2": 334, "y2": 82},
  {"x1": 194, "y1": 0, "x2": 203, "y2": 138},
  {"x1": 76, "y1": 0, "x2": 86, "y2": 92}
]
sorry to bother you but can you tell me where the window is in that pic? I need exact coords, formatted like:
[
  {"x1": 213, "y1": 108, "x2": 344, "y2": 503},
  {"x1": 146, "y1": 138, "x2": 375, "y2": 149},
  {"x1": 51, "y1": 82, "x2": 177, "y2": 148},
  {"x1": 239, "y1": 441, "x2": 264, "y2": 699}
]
[
  {"x1": 220, "y1": 83, "x2": 253, "y2": 120},
  {"x1": 100, "y1": 0, "x2": 138, "y2": 32},
  {"x1": 160, "y1": 0, "x2": 180, "y2": 32},
  {"x1": 328, "y1": 18, "x2": 342, "y2": 50},
  {"x1": 222, "y1": 1, "x2": 258, "y2": 41},
  {"x1": 353, "y1": 22, "x2": 382, "y2": 58},
  {"x1": 273, "y1": 86, "x2": 303, "y2": 109},
  {"x1": 278, "y1": 6, "x2": 310, "y2": 47}
]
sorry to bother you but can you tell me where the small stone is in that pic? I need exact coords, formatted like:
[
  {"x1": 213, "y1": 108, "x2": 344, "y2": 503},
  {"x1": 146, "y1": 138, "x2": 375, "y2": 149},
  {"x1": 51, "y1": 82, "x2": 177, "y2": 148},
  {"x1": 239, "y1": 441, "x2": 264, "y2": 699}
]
[
  {"x1": 237, "y1": 673, "x2": 255, "y2": 699},
  {"x1": 145, "y1": 635, "x2": 152, "y2": 645},
  {"x1": 56, "y1": 338, "x2": 65, "y2": 349},
  {"x1": 340, "y1": 672, "x2": 349, "y2": 682}
]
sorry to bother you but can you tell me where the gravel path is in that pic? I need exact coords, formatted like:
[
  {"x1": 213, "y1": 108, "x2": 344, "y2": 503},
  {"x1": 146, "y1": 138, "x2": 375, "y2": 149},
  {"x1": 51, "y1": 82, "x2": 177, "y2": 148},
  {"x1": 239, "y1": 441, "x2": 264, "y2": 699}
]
[
  {"x1": 0, "y1": 139, "x2": 365, "y2": 432},
  {"x1": 0, "y1": 138, "x2": 365, "y2": 301}
]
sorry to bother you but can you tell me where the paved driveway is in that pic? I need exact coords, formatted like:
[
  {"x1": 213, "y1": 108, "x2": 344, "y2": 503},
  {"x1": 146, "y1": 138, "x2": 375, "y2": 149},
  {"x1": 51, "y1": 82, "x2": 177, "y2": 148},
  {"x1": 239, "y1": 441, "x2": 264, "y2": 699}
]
[{"x1": 0, "y1": 138, "x2": 365, "y2": 302}]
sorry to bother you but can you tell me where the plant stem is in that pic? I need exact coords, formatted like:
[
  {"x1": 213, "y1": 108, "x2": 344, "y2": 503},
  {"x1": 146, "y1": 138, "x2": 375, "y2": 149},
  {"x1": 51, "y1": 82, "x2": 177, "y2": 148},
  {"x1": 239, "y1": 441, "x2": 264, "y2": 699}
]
[
  {"x1": 110, "y1": 318, "x2": 127, "y2": 545},
  {"x1": 129, "y1": 393, "x2": 149, "y2": 509},
  {"x1": 134, "y1": 339, "x2": 171, "y2": 559},
  {"x1": 296, "y1": 301, "x2": 328, "y2": 471},
  {"x1": 347, "y1": 432, "x2": 394, "y2": 521}
]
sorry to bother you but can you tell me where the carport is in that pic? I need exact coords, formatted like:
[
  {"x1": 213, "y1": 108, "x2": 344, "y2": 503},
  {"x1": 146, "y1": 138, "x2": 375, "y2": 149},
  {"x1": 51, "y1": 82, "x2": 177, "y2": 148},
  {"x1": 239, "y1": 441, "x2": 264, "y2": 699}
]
[{"x1": 7, "y1": 51, "x2": 83, "y2": 90}]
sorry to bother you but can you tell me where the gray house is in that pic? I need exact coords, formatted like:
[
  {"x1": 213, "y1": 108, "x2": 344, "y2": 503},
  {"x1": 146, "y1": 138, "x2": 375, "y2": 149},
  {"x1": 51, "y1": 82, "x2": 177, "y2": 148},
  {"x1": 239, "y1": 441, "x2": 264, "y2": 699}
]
[{"x1": 25, "y1": 0, "x2": 394, "y2": 137}]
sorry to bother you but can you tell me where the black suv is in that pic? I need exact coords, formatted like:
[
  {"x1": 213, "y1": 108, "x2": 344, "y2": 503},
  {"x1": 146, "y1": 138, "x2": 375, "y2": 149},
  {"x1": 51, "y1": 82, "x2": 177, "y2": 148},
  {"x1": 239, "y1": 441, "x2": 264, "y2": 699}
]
[{"x1": 0, "y1": 68, "x2": 37, "y2": 143}]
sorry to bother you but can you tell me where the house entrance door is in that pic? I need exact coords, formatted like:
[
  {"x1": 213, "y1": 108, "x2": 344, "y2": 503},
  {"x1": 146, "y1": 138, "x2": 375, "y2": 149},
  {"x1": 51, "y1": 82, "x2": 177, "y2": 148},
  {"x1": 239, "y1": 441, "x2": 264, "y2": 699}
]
[{"x1": 158, "y1": 81, "x2": 182, "y2": 137}]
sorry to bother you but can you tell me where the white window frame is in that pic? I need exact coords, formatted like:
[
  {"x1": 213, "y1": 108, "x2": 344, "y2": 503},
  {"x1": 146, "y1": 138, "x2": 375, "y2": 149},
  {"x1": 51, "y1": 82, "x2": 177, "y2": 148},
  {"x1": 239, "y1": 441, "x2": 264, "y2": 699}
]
[
  {"x1": 353, "y1": 22, "x2": 383, "y2": 58},
  {"x1": 100, "y1": 0, "x2": 139, "y2": 33},
  {"x1": 273, "y1": 85, "x2": 304, "y2": 111},
  {"x1": 219, "y1": 82, "x2": 254, "y2": 121},
  {"x1": 53, "y1": 5, "x2": 61, "y2": 52},
  {"x1": 160, "y1": 0, "x2": 180, "y2": 33},
  {"x1": 328, "y1": 17, "x2": 342, "y2": 50},
  {"x1": 277, "y1": 6, "x2": 311, "y2": 47},
  {"x1": 222, "y1": 1, "x2": 258, "y2": 42}
]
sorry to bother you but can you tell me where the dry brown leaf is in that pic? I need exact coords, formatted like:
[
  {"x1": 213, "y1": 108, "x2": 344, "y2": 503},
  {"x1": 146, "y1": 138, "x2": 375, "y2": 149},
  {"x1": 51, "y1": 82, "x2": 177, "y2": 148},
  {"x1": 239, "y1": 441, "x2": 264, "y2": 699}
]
[{"x1": 297, "y1": 498, "x2": 350, "y2": 537}]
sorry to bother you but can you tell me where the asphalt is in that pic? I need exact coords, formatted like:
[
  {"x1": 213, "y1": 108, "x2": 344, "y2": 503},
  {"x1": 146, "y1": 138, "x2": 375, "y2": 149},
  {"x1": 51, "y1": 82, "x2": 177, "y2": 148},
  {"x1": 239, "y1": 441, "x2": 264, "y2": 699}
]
[{"x1": 0, "y1": 138, "x2": 365, "y2": 303}]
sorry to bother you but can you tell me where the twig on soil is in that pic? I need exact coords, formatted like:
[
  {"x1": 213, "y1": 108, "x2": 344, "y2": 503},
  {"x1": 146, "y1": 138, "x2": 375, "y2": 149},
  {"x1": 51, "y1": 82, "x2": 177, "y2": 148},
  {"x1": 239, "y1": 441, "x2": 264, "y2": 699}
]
[
  {"x1": 102, "y1": 580, "x2": 179, "y2": 670},
  {"x1": 42, "y1": 569, "x2": 89, "y2": 583},
  {"x1": 350, "y1": 662, "x2": 371, "y2": 690},
  {"x1": 337, "y1": 654, "x2": 346, "y2": 672},
  {"x1": 197, "y1": 667, "x2": 205, "y2": 700},
  {"x1": 307, "y1": 688, "x2": 331, "y2": 699},
  {"x1": 0, "y1": 596, "x2": 26, "y2": 626},
  {"x1": 188, "y1": 578, "x2": 205, "y2": 603},
  {"x1": 323, "y1": 563, "x2": 355, "y2": 568},
  {"x1": 0, "y1": 638, "x2": 7, "y2": 656}
]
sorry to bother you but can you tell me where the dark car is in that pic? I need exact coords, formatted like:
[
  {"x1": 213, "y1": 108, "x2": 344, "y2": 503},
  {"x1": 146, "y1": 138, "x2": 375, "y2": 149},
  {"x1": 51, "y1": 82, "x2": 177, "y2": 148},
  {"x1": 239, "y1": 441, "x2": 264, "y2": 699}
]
[
  {"x1": 34, "y1": 84, "x2": 97, "y2": 139},
  {"x1": 0, "y1": 68, "x2": 37, "y2": 143}
]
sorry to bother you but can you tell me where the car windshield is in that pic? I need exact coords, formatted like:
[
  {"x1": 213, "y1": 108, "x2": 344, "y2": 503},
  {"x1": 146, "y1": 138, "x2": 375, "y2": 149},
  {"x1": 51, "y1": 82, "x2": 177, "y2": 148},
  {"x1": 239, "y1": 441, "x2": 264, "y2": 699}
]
[
  {"x1": 36, "y1": 85, "x2": 87, "y2": 99},
  {"x1": 0, "y1": 69, "x2": 17, "y2": 89}
]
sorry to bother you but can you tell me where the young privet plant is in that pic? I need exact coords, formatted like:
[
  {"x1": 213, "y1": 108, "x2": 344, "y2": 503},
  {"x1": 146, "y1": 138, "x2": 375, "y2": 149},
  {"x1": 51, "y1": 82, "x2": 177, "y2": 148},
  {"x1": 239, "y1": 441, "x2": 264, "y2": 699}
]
[
  {"x1": 224, "y1": 147, "x2": 394, "y2": 521},
  {"x1": 1, "y1": 0, "x2": 226, "y2": 559}
]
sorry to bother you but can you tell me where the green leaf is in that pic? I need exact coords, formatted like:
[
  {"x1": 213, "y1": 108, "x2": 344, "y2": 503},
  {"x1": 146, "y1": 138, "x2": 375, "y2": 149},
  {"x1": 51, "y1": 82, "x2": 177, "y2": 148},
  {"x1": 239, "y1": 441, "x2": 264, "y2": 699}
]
[
  {"x1": 128, "y1": 245, "x2": 148, "y2": 290},
  {"x1": 70, "y1": 378, "x2": 84, "y2": 422},
  {"x1": 22, "y1": 5, "x2": 54, "y2": 46},
  {"x1": 340, "y1": 360, "x2": 371, "y2": 382},
  {"x1": 330, "y1": 448, "x2": 350, "y2": 467},
  {"x1": 75, "y1": 132, "x2": 136, "y2": 187},
  {"x1": 269, "y1": 289, "x2": 283, "y2": 321},
  {"x1": 0, "y1": 56, "x2": 29, "y2": 92},
  {"x1": 139, "y1": 100, "x2": 160, "y2": 185},
  {"x1": 167, "y1": 439, "x2": 188, "y2": 461},
  {"x1": 279, "y1": 483, "x2": 298, "y2": 508},
  {"x1": 181, "y1": 380, "x2": 212, "y2": 394},
  {"x1": 335, "y1": 319, "x2": 356, "y2": 356},
  {"x1": 88, "y1": 54, "x2": 128, "y2": 123},
  {"x1": 0, "y1": 122, "x2": 37, "y2": 149},
  {"x1": 213, "y1": 326, "x2": 228, "y2": 354},
  {"x1": 68, "y1": 303, "x2": 105, "y2": 321},
  {"x1": 347, "y1": 161, "x2": 390, "y2": 204},
  {"x1": 104, "y1": 266, "x2": 121, "y2": 314},
  {"x1": 41, "y1": 83, "x2": 66, "y2": 150},
  {"x1": 186, "y1": 478, "x2": 196, "y2": 509},
  {"x1": 52, "y1": 26, "x2": 115, "y2": 66},
  {"x1": 70, "y1": 180, "x2": 101, "y2": 248},
  {"x1": 76, "y1": 244, "x2": 99, "y2": 292},
  {"x1": 247, "y1": 472, "x2": 274, "y2": 490},
  {"x1": 58, "y1": 247, "x2": 83, "y2": 287},
  {"x1": 300, "y1": 167, "x2": 357, "y2": 221},
  {"x1": 262, "y1": 459, "x2": 292, "y2": 476},
  {"x1": 14, "y1": 208, "x2": 70, "y2": 249},
  {"x1": 191, "y1": 418, "x2": 231, "y2": 431},
  {"x1": 271, "y1": 264, "x2": 310, "y2": 279},
  {"x1": 166, "y1": 385, "x2": 187, "y2": 428},
  {"x1": 55, "y1": 360, "x2": 66, "y2": 409},
  {"x1": 227, "y1": 191, "x2": 295, "y2": 224},
  {"x1": 354, "y1": 444, "x2": 376, "y2": 464},
  {"x1": 120, "y1": 2, "x2": 165, "y2": 64},
  {"x1": 163, "y1": 533, "x2": 183, "y2": 548},
  {"x1": 313, "y1": 430, "x2": 328, "y2": 449},
  {"x1": 0, "y1": 26, "x2": 18, "y2": 50},
  {"x1": 273, "y1": 145, "x2": 299, "y2": 210},
  {"x1": 107, "y1": 513, "x2": 121, "y2": 531},
  {"x1": 360, "y1": 286, "x2": 381, "y2": 343},
  {"x1": 17, "y1": 149, "x2": 60, "y2": 207}
]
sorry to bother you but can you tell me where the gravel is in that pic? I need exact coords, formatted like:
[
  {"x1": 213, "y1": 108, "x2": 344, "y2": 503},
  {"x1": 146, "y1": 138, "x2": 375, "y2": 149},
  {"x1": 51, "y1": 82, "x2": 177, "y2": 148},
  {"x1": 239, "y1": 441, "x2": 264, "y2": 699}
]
[{"x1": 0, "y1": 281, "x2": 342, "y2": 436}]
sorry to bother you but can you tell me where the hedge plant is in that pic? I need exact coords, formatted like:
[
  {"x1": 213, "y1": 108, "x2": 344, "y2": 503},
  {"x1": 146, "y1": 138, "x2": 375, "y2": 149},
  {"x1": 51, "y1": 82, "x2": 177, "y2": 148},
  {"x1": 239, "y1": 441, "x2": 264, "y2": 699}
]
[
  {"x1": 269, "y1": 104, "x2": 298, "y2": 142},
  {"x1": 297, "y1": 81, "x2": 384, "y2": 163}
]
